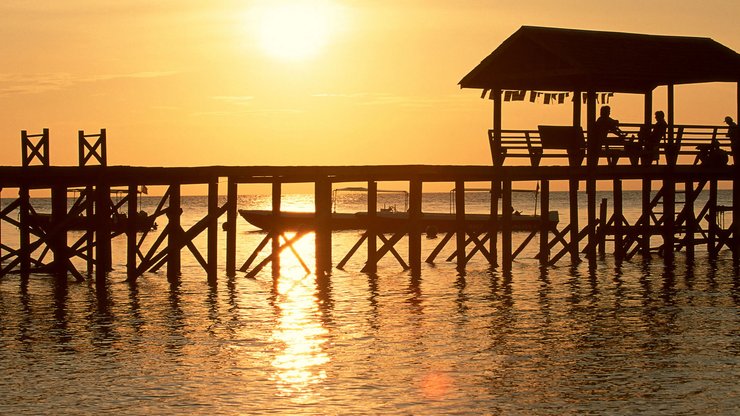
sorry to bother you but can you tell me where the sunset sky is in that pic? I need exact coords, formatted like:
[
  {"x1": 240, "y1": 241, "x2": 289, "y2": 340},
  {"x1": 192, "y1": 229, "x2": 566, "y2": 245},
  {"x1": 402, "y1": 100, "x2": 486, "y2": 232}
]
[{"x1": 1, "y1": 0, "x2": 739, "y2": 168}]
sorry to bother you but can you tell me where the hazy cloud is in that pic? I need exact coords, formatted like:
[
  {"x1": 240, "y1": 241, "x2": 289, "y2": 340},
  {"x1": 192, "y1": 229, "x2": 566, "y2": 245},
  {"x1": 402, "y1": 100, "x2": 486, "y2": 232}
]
[
  {"x1": 312, "y1": 92, "x2": 472, "y2": 109},
  {"x1": 0, "y1": 71, "x2": 179, "y2": 96}
]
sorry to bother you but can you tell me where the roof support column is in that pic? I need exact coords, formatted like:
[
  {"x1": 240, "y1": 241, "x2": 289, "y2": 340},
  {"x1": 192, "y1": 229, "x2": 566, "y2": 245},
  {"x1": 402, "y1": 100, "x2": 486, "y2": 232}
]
[
  {"x1": 573, "y1": 90, "x2": 582, "y2": 128},
  {"x1": 666, "y1": 84, "x2": 677, "y2": 165},
  {"x1": 491, "y1": 89, "x2": 502, "y2": 166},
  {"x1": 644, "y1": 90, "x2": 653, "y2": 126},
  {"x1": 586, "y1": 91, "x2": 597, "y2": 167}
]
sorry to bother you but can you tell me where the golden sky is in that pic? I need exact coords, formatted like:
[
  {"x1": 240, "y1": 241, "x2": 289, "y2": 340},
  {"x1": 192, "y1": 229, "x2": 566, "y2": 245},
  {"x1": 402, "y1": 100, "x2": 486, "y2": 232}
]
[{"x1": 1, "y1": 0, "x2": 738, "y2": 168}]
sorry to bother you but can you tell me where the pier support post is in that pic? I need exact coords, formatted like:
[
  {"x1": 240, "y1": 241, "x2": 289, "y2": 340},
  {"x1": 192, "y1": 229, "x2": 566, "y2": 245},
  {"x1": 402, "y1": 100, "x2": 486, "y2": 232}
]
[
  {"x1": 207, "y1": 180, "x2": 219, "y2": 284},
  {"x1": 366, "y1": 181, "x2": 378, "y2": 273},
  {"x1": 568, "y1": 179, "x2": 580, "y2": 264},
  {"x1": 226, "y1": 178, "x2": 237, "y2": 276},
  {"x1": 489, "y1": 180, "x2": 500, "y2": 267},
  {"x1": 85, "y1": 186, "x2": 94, "y2": 275},
  {"x1": 409, "y1": 179, "x2": 422, "y2": 274},
  {"x1": 613, "y1": 180, "x2": 624, "y2": 263},
  {"x1": 127, "y1": 185, "x2": 138, "y2": 278},
  {"x1": 19, "y1": 187, "x2": 30, "y2": 277},
  {"x1": 272, "y1": 181, "x2": 281, "y2": 277},
  {"x1": 598, "y1": 198, "x2": 607, "y2": 258},
  {"x1": 315, "y1": 178, "x2": 332, "y2": 276},
  {"x1": 641, "y1": 179, "x2": 652, "y2": 256},
  {"x1": 663, "y1": 175, "x2": 675, "y2": 262},
  {"x1": 51, "y1": 184, "x2": 68, "y2": 277},
  {"x1": 167, "y1": 184, "x2": 181, "y2": 282},
  {"x1": 708, "y1": 179, "x2": 718, "y2": 258},
  {"x1": 685, "y1": 181, "x2": 696, "y2": 260},
  {"x1": 586, "y1": 178, "x2": 597, "y2": 263},
  {"x1": 95, "y1": 182, "x2": 112, "y2": 284},
  {"x1": 539, "y1": 180, "x2": 550, "y2": 265},
  {"x1": 455, "y1": 180, "x2": 467, "y2": 271},
  {"x1": 502, "y1": 178, "x2": 513, "y2": 271}
]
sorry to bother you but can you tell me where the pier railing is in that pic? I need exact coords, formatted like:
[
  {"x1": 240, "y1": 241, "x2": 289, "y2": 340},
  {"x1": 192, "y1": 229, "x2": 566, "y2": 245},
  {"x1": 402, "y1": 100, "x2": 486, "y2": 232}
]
[{"x1": 490, "y1": 123, "x2": 733, "y2": 167}]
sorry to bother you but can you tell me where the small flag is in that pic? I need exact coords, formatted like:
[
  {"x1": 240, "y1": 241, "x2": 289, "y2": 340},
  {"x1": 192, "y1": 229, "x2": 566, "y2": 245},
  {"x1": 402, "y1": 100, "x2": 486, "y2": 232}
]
[
  {"x1": 140, "y1": 185, "x2": 148, "y2": 195},
  {"x1": 504, "y1": 91, "x2": 513, "y2": 101}
]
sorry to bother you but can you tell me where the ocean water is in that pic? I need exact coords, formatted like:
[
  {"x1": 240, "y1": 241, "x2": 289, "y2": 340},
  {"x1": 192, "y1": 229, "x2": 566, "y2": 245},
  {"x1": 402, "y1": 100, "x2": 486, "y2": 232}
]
[{"x1": 0, "y1": 191, "x2": 738, "y2": 415}]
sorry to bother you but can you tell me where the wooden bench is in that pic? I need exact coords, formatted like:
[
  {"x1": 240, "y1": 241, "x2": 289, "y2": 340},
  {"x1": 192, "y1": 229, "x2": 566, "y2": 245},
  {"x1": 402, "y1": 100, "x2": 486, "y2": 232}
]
[
  {"x1": 489, "y1": 124, "x2": 732, "y2": 167},
  {"x1": 488, "y1": 126, "x2": 585, "y2": 166}
]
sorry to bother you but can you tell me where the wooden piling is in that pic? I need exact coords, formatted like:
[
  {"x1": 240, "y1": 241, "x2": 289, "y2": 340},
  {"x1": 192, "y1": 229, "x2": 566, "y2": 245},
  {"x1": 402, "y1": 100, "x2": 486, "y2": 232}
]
[
  {"x1": 684, "y1": 181, "x2": 695, "y2": 259},
  {"x1": 127, "y1": 184, "x2": 138, "y2": 278},
  {"x1": 613, "y1": 180, "x2": 624, "y2": 262},
  {"x1": 568, "y1": 179, "x2": 579, "y2": 264},
  {"x1": 207, "y1": 180, "x2": 218, "y2": 283},
  {"x1": 167, "y1": 184, "x2": 181, "y2": 282},
  {"x1": 586, "y1": 179, "x2": 597, "y2": 262},
  {"x1": 19, "y1": 187, "x2": 30, "y2": 277},
  {"x1": 502, "y1": 179, "x2": 512, "y2": 271},
  {"x1": 409, "y1": 179, "x2": 422, "y2": 273},
  {"x1": 366, "y1": 181, "x2": 378, "y2": 273},
  {"x1": 315, "y1": 178, "x2": 332, "y2": 275},
  {"x1": 226, "y1": 178, "x2": 237, "y2": 276},
  {"x1": 641, "y1": 179, "x2": 652, "y2": 256},
  {"x1": 272, "y1": 181, "x2": 281, "y2": 277},
  {"x1": 539, "y1": 180, "x2": 550, "y2": 265},
  {"x1": 598, "y1": 198, "x2": 607, "y2": 257},
  {"x1": 708, "y1": 179, "x2": 718, "y2": 258},
  {"x1": 85, "y1": 186, "x2": 94, "y2": 275},
  {"x1": 51, "y1": 185, "x2": 67, "y2": 276},
  {"x1": 663, "y1": 176, "x2": 675, "y2": 262},
  {"x1": 95, "y1": 183, "x2": 111, "y2": 283},
  {"x1": 455, "y1": 180, "x2": 467, "y2": 270},
  {"x1": 489, "y1": 180, "x2": 500, "y2": 267}
]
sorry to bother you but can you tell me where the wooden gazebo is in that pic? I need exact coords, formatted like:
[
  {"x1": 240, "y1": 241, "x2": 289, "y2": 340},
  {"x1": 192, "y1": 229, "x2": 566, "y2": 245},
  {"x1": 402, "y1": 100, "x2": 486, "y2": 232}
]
[{"x1": 460, "y1": 26, "x2": 740, "y2": 167}]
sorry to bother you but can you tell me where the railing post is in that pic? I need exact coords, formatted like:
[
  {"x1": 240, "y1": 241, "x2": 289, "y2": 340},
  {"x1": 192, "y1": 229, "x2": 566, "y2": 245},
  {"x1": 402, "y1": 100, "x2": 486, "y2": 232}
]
[
  {"x1": 21, "y1": 128, "x2": 50, "y2": 167},
  {"x1": 78, "y1": 129, "x2": 107, "y2": 167}
]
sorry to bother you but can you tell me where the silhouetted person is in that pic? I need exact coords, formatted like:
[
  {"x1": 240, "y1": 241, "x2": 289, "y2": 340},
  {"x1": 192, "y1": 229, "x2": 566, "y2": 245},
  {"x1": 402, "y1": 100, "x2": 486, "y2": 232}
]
[
  {"x1": 590, "y1": 105, "x2": 624, "y2": 164},
  {"x1": 725, "y1": 116, "x2": 739, "y2": 159},
  {"x1": 639, "y1": 110, "x2": 667, "y2": 164}
]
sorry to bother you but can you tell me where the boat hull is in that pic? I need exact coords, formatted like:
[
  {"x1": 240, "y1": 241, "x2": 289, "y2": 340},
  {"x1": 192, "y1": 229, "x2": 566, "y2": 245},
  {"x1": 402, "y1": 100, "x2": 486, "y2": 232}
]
[{"x1": 238, "y1": 209, "x2": 558, "y2": 232}]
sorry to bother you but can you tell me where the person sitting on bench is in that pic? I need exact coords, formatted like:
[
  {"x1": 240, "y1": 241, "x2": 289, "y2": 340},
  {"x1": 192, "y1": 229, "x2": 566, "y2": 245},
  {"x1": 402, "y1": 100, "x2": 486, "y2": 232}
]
[{"x1": 590, "y1": 105, "x2": 626, "y2": 164}]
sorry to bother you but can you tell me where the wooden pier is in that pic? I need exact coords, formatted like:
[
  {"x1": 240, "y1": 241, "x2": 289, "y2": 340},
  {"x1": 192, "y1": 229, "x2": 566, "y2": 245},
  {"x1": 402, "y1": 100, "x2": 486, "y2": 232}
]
[
  {"x1": 0, "y1": 131, "x2": 738, "y2": 284},
  {"x1": 1, "y1": 26, "x2": 739, "y2": 284}
]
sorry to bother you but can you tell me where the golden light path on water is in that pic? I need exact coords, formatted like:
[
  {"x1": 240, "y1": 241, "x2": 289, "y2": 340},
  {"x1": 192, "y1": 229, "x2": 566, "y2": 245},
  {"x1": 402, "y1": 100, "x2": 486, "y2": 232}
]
[{"x1": 269, "y1": 232, "x2": 330, "y2": 400}]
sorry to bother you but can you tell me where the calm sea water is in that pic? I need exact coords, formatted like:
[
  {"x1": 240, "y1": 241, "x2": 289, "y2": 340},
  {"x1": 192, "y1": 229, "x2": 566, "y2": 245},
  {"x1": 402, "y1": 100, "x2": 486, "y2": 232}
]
[{"x1": 0, "y1": 191, "x2": 738, "y2": 415}]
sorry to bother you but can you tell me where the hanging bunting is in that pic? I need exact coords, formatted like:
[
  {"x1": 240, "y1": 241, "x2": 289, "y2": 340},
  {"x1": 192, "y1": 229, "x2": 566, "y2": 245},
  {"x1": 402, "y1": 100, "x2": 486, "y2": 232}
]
[
  {"x1": 513, "y1": 90, "x2": 526, "y2": 101},
  {"x1": 504, "y1": 91, "x2": 513, "y2": 101},
  {"x1": 529, "y1": 91, "x2": 537, "y2": 103},
  {"x1": 543, "y1": 93, "x2": 551, "y2": 104},
  {"x1": 480, "y1": 89, "x2": 489, "y2": 99},
  {"x1": 558, "y1": 93, "x2": 566, "y2": 104}
]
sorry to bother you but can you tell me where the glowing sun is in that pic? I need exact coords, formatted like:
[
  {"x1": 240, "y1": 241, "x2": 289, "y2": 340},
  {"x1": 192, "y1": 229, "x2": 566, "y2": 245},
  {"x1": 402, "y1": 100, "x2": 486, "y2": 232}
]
[{"x1": 253, "y1": 0, "x2": 342, "y2": 61}]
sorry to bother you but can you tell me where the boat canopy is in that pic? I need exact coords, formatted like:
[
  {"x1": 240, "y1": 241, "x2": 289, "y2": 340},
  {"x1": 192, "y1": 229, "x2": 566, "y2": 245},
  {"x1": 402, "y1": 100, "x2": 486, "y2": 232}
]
[{"x1": 459, "y1": 26, "x2": 740, "y2": 93}]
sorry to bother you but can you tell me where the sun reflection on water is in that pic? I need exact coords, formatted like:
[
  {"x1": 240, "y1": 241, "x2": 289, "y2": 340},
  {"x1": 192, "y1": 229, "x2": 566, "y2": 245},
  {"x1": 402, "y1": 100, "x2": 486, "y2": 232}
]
[{"x1": 270, "y1": 267, "x2": 329, "y2": 400}]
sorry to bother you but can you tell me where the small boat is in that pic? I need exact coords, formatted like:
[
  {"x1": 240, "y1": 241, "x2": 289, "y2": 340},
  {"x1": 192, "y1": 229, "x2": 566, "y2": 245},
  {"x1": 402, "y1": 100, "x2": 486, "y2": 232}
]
[
  {"x1": 28, "y1": 211, "x2": 157, "y2": 233},
  {"x1": 238, "y1": 209, "x2": 558, "y2": 232}
]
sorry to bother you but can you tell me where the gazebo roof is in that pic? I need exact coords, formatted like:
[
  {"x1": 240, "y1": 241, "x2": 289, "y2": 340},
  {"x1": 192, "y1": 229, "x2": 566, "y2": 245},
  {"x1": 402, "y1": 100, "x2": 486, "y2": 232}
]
[{"x1": 459, "y1": 26, "x2": 740, "y2": 93}]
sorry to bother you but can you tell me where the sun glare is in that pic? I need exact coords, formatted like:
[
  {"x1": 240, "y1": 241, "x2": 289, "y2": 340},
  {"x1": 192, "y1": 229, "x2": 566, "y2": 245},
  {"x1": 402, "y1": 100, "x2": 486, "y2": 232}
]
[{"x1": 253, "y1": 0, "x2": 342, "y2": 61}]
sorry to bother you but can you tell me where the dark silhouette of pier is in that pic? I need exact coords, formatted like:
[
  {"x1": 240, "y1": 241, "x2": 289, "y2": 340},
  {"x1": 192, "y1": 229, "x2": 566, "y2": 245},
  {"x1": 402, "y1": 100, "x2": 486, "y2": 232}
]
[{"x1": 1, "y1": 26, "x2": 739, "y2": 284}]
